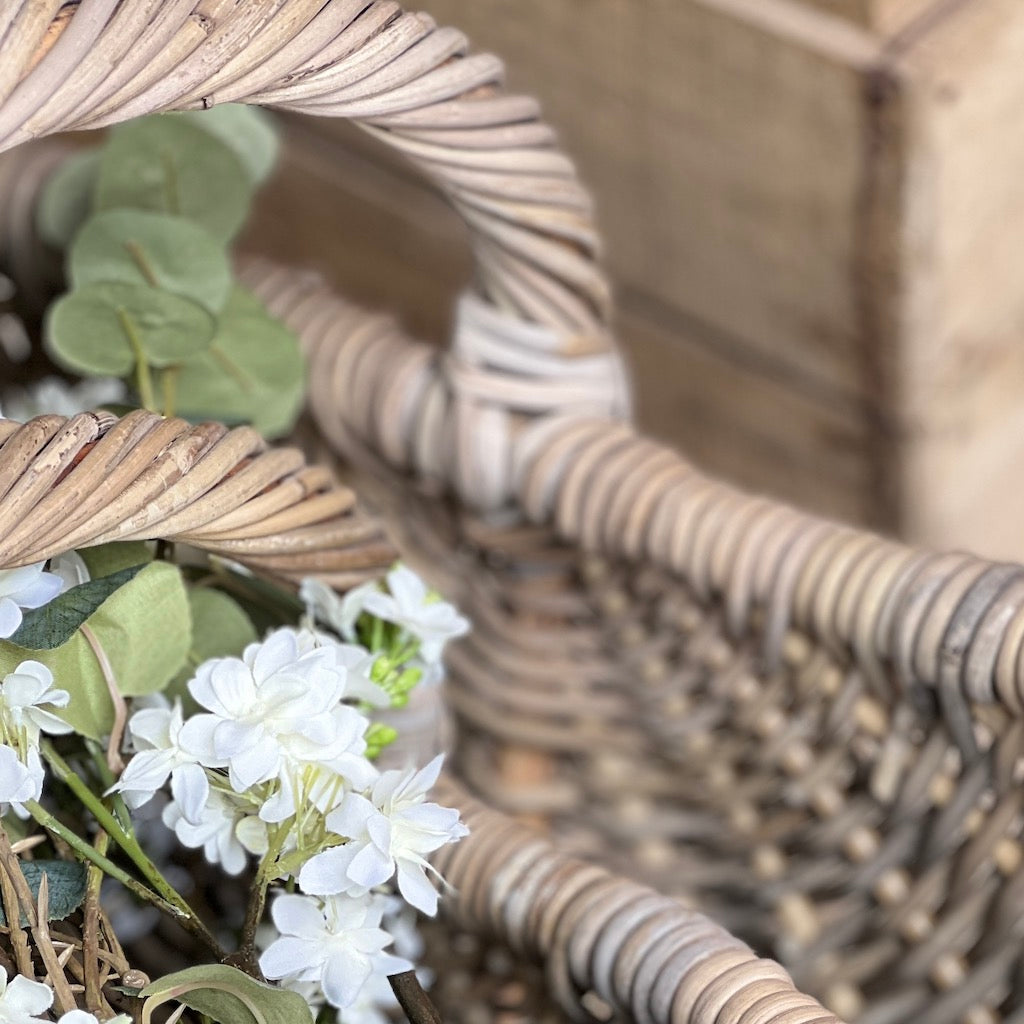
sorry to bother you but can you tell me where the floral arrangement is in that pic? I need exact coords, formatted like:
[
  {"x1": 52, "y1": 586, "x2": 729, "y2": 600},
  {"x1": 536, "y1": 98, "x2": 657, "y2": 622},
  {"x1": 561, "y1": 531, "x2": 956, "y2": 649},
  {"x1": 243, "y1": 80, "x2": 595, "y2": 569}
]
[{"x1": 0, "y1": 107, "x2": 470, "y2": 1024}]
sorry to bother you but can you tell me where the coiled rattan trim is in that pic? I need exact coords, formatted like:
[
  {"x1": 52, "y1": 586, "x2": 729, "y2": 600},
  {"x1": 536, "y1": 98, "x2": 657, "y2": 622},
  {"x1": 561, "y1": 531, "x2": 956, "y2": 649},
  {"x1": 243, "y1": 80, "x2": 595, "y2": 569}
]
[
  {"x1": 434, "y1": 777, "x2": 843, "y2": 1024},
  {"x1": 0, "y1": 408, "x2": 394, "y2": 584}
]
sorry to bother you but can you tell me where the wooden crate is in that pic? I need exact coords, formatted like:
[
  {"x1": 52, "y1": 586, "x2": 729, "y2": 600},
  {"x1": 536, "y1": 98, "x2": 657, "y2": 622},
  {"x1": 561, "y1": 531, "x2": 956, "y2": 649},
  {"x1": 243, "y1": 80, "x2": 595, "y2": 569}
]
[{"x1": 247, "y1": 0, "x2": 1024, "y2": 561}]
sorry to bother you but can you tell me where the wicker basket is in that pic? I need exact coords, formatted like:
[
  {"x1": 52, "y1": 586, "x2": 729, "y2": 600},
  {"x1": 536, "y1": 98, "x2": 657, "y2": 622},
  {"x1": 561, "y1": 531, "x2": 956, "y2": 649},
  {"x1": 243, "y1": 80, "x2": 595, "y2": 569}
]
[{"x1": 2, "y1": 4, "x2": 1020, "y2": 1024}]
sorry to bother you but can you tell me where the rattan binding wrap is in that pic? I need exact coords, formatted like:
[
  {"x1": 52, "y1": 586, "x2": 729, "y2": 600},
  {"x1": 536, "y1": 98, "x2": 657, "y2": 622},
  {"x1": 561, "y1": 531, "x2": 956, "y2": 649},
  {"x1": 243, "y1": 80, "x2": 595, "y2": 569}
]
[{"x1": 1, "y1": 4, "x2": 1020, "y2": 1024}]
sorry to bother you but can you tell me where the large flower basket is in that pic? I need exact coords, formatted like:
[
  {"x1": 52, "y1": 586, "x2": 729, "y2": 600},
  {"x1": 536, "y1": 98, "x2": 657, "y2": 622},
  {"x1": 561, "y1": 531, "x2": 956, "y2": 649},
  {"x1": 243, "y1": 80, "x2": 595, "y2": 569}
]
[{"x1": 0, "y1": 4, "x2": 1018, "y2": 1024}]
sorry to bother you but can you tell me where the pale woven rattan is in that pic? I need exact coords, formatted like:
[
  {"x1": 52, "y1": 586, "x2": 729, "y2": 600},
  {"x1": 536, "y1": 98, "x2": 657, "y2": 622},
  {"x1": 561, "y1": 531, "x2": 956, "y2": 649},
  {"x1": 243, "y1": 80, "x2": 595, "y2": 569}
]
[{"x1": 1, "y1": 4, "x2": 1019, "y2": 1024}]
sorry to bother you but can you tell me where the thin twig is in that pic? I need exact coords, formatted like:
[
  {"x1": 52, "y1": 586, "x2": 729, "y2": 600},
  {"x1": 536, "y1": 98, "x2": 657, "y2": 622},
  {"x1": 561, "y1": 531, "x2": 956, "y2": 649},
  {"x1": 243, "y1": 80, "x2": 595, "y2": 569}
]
[
  {"x1": 389, "y1": 973, "x2": 443, "y2": 1024},
  {"x1": 80, "y1": 624, "x2": 126, "y2": 773},
  {"x1": 0, "y1": 843, "x2": 32, "y2": 979},
  {"x1": 83, "y1": 830, "x2": 108, "y2": 1013},
  {"x1": 34, "y1": 874, "x2": 77, "y2": 1015}
]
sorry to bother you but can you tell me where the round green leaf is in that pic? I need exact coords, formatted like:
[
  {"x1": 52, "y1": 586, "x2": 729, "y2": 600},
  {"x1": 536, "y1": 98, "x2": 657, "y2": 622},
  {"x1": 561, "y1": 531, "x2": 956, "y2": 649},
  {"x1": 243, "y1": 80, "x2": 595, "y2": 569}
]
[
  {"x1": 46, "y1": 281, "x2": 216, "y2": 376},
  {"x1": 36, "y1": 149, "x2": 101, "y2": 249},
  {"x1": 69, "y1": 209, "x2": 231, "y2": 314},
  {"x1": 0, "y1": 561, "x2": 191, "y2": 739},
  {"x1": 95, "y1": 116, "x2": 254, "y2": 242},
  {"x1": 166, "y1": 287, "x2": 305, "y2": 438},
  {"x1": 170, "y1": 105, "x2": 280, "y2": 184}
]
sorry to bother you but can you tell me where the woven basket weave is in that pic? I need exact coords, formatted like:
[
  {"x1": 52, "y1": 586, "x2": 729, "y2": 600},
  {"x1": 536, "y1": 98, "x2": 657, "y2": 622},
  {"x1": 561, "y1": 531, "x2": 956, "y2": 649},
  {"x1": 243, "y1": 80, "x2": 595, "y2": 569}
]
[{"x1": 2, "y1": 4, "x2": 1019, "y2": 1024}]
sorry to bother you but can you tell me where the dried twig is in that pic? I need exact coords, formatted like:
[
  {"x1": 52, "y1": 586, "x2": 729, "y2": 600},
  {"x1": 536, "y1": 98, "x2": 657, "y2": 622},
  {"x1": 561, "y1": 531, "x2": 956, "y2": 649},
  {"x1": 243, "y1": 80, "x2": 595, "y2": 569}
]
[
  {"x1": 0, "y1": 852, "x2": 32, "y2": 979},
  {"x1": 34, "y1": 874, "x2": 77, "y2": 1015},
  {"x1": 389, "y1": 972, "x2": 443, "y2": 1024},
  {"x1": 83, "y1": 831, "x2": 108, "y2": 1013}
]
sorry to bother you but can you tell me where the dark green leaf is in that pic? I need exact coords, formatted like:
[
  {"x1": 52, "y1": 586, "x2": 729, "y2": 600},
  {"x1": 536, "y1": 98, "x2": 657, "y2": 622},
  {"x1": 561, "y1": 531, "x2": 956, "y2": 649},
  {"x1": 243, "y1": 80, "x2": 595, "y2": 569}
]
[
  {"x1": 9, "y1": 563, "x2": 147, "y2": 650},
  {"x1": 36, "y1": 149, "x2": 101, "y2": 249},
  {"x1": 140, "y1": 964, "x2": 314, "y2": 1024},
  {"x1": 45, "y1": 281, "x2": 215, "y2": 376},
  {"x1": 69, "y1": 209, "x2": 231, "y2": 314},
  {"x1": 163, "y1": 287, "x2": 305, "y2": 438},
  {"x1": 170, "y1": 105, "x2": 280, "y2": 184},
  {"x1": 96, "y1": 116, "x2": 254, "y2": 242},
  {"x1": 0, "y1": 860, "x2": 88, "y2": 927}
]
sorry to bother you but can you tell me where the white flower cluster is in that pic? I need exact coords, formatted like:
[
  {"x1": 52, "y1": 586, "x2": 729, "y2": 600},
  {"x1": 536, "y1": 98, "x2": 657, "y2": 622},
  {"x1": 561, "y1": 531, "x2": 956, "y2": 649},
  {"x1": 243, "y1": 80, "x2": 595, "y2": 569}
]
[
  {"x1": 0, "y1": 661, "x2": 72, "y2": 818},
  {"x1": 300, "y1": 563, "x2": 470, "y2": 692},
  {"x1": 111, "y1": 566, "x2": 470, "y2": 1016},
  {"x1": 0, "y1": 971, "x2": 130, "y2": 1024}
]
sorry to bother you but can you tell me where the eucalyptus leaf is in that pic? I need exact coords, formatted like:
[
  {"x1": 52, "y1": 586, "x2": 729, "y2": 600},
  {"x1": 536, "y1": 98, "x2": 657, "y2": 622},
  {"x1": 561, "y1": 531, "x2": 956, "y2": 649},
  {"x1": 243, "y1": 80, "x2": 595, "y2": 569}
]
[
  {"x1": 69, "y1": 209, "x2": 231, "y2": 314},
  {"x1": 78, "y1": 541, "x2": 154, "y2": 579},
  {"x1": 96, "y1": 116, "x2": 253, "y2": 242},
  {"x1": 140, "y1": 964, "x2": 314, "y2": 1024},
  {"x1": 0, "y1": 561, "x2": 191, "y2": 739},
  {"x1": 9, "y1": 563, "x2": 147, "y2": 650},
  {"x1": 165, "y1": 287, "x2": 305, "y2": 438},
  {"x1": 170, "y1": 105, "x2": 280, "y2": 184},
  {"x1": 0, "y1": 860, "x2": 88, "y2": 927},
  {"x1": 46, "y1": 281, "x2": 215, "y2": 376},
  {"x1": 36, "y1": 149, "x2": 101, "y2": 249}
]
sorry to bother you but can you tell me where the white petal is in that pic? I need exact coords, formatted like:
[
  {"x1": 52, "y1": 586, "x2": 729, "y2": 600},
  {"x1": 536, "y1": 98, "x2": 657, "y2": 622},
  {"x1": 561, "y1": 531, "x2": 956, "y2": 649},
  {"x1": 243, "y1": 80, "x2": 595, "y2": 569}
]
[
  {"x1": 0, "y1": 598, "x2": 23, "y2": 638},
  {"x1": 11, "y1": 570, "x2": 63, "y2": 610},
  {"x1": 5, "y1": 973, "x2": 54, "y2": 1014},
  {"x1": 396, "y1": 860, "x2": 440, "y2": 916},
  {"x1": 322, "y1": 950, "x2": 373, "y2": 1009},
  {"x1": 260, "y1": 936, "x2": 319, "y2": 982},
  {"x1": 299, "y1": 846, "x2": 359, "y2": 897},
  {"x1": 346, "y1": 843, "x2": 393, "y2": 890},
  {"x1": 170, "y1": 762, "x2": 210, "y2": 825},
  {"x1": 272, "y1": 893, "x2": 327, "y2": 937}
]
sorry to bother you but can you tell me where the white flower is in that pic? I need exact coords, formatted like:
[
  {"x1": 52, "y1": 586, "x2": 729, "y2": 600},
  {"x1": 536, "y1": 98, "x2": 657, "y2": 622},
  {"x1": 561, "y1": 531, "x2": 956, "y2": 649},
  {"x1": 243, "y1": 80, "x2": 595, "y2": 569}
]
[
  {"x1": 0, "y1": 376, "x2": 126, "y2": 422},
  {"x1": 0, "y1": 971, "x2": 52, "y2": 1023},
  {"x1": 260, "y1": 893, "x2": 411, "y2": 1010},
  {"x1": 289, "y1": 627, "x2": 389, "y2": 709},
  {"x1": 110, "y1": 701, "x2": 208, "y2": 823},
  {"x1": 300, "y1": 578, "x2": 379, "y2": 643},
  {"x1": 179, "y1": 628, "x2": 372, "y2": 793},
  {"x1": 49, "y1": 551, "x2": 90, "y2": 592},
  {"x1": 162, "y1": 788, "x2": 267, "y2": 876},
  {"x1": 0, "y1": 744, "x2": 44, "y2": 817},
  {"x1": 0, "y1": 661, "x2": 72, "y2": 741},
  {"x1": 58, "y1": 1012, "x2": 132, "y2": 1024},
  {"x1": 361, "y1": 565, "x2": 469, "y2": 665},
  {"x1": 298, "y1": 755, "x2": 468, "y2": 915},
  {"x1": 0, "y1": 563, "x2": 62, "y2": 639}
]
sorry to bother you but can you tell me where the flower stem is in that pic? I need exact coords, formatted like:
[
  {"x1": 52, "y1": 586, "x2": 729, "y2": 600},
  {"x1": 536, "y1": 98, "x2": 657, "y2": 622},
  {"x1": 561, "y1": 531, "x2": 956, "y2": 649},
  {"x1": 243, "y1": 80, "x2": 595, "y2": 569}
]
[
  {"x1": 234, "y1": 824, "x2": 288, "y2": 977},
  {"x1": 23, "y1": 801, "x2": 179, "y2": 919},
  {"x1": 40, "y1": 743, "x2": 226, "y2": 959}
]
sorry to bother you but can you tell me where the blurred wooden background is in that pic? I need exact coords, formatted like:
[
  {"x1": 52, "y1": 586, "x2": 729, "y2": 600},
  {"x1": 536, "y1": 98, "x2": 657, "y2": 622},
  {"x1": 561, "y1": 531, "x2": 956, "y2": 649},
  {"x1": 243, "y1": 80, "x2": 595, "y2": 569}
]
[{"x1": 246, "y1": 0, "x2": 1024, "y2": 561}]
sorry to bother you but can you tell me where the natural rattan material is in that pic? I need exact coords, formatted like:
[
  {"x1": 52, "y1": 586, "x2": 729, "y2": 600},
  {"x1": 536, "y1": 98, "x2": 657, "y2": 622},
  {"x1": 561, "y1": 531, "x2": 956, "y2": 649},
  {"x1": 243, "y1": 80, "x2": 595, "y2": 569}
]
[{"x1": 1, "y1": 4, "x2": 1015, "y2": 1024}]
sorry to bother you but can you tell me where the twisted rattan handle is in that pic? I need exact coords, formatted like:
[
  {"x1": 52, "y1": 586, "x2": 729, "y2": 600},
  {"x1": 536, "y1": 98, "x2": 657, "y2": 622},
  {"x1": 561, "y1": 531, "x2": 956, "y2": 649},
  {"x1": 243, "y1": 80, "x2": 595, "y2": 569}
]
[
  {"x1": 0, "y1": 409, "x2": 394, "y2": 582},
  {"x1": 0, "y1": 0, "x2": 628, "y2": 509}
]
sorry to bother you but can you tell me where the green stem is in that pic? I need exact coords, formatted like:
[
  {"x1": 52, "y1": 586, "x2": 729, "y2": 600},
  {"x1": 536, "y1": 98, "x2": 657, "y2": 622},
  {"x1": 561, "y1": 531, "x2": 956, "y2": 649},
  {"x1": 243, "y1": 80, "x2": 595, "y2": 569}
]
[
  {"x1": 122, "y1": 240, "x2": 160, "y2": 288},
  {"x1": 86, "y1": 740, "x2": 134, "y2": 835},
  {"x1": 162, "y1": 365, "x2": 179, "y2": 417},
  {"x1": 117, "y1": 308, "x2": 157, "y2": 411},
  {"x1": 40, "y1": 743, "x2": 226, "y2": 959},
  {"x1": 23, "y1": 801, "x2": 180, "y2": 920}
]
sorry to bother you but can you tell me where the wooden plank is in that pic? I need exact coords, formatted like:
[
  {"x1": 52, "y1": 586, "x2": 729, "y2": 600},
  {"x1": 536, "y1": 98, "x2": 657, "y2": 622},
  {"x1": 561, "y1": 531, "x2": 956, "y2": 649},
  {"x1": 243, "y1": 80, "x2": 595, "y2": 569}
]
[
  {"x1": 800, "y1": 0, "x2": 944, "y2": 33},
  {"x1": 889, "y1": 0, "x2": 1024, "y2": 559},
  {"x1": 304, "y1": 0, "x2": 887, "y2": 404}
]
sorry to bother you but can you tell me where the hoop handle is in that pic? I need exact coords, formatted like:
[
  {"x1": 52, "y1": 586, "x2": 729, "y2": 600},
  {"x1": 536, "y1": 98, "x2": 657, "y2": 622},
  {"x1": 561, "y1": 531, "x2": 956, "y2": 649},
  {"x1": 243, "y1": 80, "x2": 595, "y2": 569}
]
[{"x1": 0, "y1": 0, "x2": 628, "y2": 508}]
